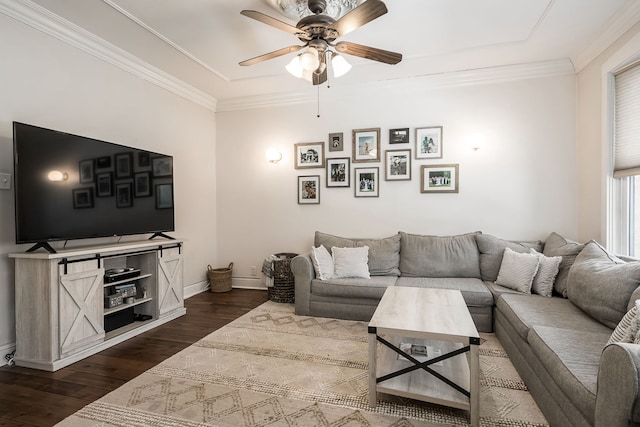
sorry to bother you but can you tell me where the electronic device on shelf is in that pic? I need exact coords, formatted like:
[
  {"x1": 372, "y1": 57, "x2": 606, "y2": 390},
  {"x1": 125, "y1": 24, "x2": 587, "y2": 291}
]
[{"x1": 104, "y1": 267, "x2": 141, "y2": 283}]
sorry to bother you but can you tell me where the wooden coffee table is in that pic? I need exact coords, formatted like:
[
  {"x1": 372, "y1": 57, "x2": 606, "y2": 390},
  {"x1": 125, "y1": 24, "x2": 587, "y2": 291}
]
[{"x1": 368, "y1": 287, "x2": 480, "y2": 426}]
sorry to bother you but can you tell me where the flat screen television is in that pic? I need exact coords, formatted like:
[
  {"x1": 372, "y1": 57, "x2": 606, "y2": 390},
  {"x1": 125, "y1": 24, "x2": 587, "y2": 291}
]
[{"x1": 13, "y1": 122, "x2": 175, "y2": 252}]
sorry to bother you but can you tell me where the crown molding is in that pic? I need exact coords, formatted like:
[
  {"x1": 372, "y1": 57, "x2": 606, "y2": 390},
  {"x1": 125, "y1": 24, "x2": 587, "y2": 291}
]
[
  {"x1": 216, "y1": 58, "x2": 576, "y2": 112},
  {"x1": 0, "y1": 0, "x2": 218, "y2": 111},
  {"x1": 572, "y1": 0, "x2": 640, "y2": 72}
]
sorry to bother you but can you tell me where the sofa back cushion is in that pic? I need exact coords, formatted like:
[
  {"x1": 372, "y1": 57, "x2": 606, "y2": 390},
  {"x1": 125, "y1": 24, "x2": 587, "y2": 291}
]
[
  {"x1": 399, "y1": 231, "x2": 481, "y2": 278},
  {"x1": 475, "y1": 234, "x2": 543, "y2": 282},
  {"x1": 567, "y1": 240, "x2": 640, "y2": 329},
  {"x1": 314, "y1": 231, "x2": 400, "y2": 276}
]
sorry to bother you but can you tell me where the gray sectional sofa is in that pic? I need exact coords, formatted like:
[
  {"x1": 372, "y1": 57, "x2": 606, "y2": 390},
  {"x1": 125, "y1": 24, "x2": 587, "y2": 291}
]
[{"x1": 290, "y1": 230, "x2": 640, "y2": 427}]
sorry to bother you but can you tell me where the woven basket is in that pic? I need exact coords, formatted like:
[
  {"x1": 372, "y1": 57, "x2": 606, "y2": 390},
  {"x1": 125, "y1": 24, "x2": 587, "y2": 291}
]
[
  {"x1": 208, "y1": 262, "x2": 233, "y2": 293},
  {"x1": 268, "y1": 253, "x2": 297, "y2": 303}
]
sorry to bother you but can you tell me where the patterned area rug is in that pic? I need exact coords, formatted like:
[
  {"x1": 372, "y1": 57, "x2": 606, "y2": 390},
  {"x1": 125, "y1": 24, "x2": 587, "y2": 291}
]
[{"x1": 57, "y1": 301, "x2": 548, "y2": 427}]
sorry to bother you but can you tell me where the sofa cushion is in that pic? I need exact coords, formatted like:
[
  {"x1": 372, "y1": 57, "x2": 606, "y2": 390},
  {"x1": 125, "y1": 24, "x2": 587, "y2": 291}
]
[
  {"x1": 530, "y1": 249, "x2": 561, "y2": 297},
  {"x1": 567, "y1": 241, "x2": 640, "y2": 329},
  {"x1": 332, "y1": 246, "x2": 370, "y2": 279},
  {"x1": 542, "y1": 232, "x2": 585, "y2": 297},
  {"x1": 310, "y1": 245, "x2": 334, "y2": 280},
  {"x1": 495, "y1": 293, "x2": 612, "y2": 342},
  {"x1": 475, "y1": 234, "x2": 543, "y2": 282},
  {"x1": 528, "y1": 325, "x2": 610, "y2": 424},
  {"x1": 399, "y1": 231, "x2": 481, "y2": 278},
  {"x1": 314, "y1": 231, "x2": 400, "y2": 276},
  {"x1": 310, "y1": 276, "x2": 396, "y2": 300},
  {"x1": 495, "y1": 248, "x2": 540, "y2": 293},
  {"x1": 395, "y1": 277, "x2": 493, "y2": 307}
]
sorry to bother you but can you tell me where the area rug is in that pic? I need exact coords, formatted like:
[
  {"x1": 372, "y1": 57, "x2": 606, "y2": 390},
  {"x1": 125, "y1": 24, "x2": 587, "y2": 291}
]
[{"x1": 57, "y1": 301, "x2": 548, "y2": 427}]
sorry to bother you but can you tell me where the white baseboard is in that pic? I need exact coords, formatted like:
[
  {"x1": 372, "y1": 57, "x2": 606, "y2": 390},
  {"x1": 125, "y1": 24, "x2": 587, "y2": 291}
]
[
  {"x1": 232, "y1": 277, "x2": 267, "y2": 290},
  {"x1": 0, "y1": 341, "x2": 16, "y2": 367},
  {"x1": 184, "y1": 280, "x2": 209, "y2": 299}
]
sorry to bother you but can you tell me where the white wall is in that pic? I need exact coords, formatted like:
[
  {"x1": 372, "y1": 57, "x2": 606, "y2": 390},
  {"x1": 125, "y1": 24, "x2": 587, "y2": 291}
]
[
  {"x1": 0, "y1": 13, "x2": 217, "y2": 356},
  {"x1": 216, "y1": 74, "x2": 578, "y2": 288}
]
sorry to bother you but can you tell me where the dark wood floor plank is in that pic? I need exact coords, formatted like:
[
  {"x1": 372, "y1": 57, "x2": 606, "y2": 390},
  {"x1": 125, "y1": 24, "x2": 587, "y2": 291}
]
[{"x1": 0, "y1": 289, "x2": 269, "y2": 426}]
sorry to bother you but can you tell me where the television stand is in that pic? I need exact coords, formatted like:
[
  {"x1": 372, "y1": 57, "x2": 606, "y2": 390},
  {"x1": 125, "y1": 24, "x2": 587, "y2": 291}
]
[
  {"x1": 26, "y1": 241, "x2": 57, "y2": 254},
  {"x1": 148, "y1": 232, "x2": 175, "y2": 240}
]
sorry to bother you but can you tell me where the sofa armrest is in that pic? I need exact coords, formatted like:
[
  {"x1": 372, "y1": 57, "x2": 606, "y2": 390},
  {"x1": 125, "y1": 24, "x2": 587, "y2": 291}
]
[
  {"x1": 596, "y1": 342, "x2": 640, "y2": 426},
  {"x1": 291, "y1": 252, "x2": 315, "y2": 316}
]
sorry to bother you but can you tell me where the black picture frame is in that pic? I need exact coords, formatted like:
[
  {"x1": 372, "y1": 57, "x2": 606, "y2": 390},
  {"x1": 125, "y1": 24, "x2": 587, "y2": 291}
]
[
  {"x1": 116, "y1": 183, "x2": 133, "y2": 208},
  {"x1": 134, "y1": 172, "x2": 151, "y2": 197},
  {"x1": 155, "y1": 183, "x2": 173, "y2": 209},
  {"x1": 152, "y1": 156, "x2": 173, "y2": 177},
  {"x1": 390, "y1": 128, "x2": 410, "y2": 144},
  {"x1": 96, "y1": 156, "x2": 112, "y2": 171},
  {"x1": 96, "y1": 172, "x2": 113, "y2": 197},
  {"x1": 115, "y1": 152, "x2": 133, "y2": 178},
  {"x1": 79, "y1": 159, "x2": 95, "y2": 184},
  {"x1": 326, "y1": 157, "x2": 350, "y2": 188},
  {"x1": 72, "y1": 188, "x2": 94, "y2": 209}
]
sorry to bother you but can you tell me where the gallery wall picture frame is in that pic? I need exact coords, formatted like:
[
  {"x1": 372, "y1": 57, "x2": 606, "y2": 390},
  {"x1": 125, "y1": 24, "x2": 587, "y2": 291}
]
[
  {"x1": 416, "y1": 126, "x2": 443, "y2": 159},
  {"x1": 116, "y1": 183, "x2": 133, "y2": 208},
  {"x1": 389, "y1": 128, "x2": 410, "y2": 144},
  {"x1": 134, "y1": 172, "x2": 152, "y2": 197},
  {"x1": 79, "y1": 159, "x2": 95, "y2": 184},
  {"x1": 298, "y1": 175, "x2": 320, "y2": 204},
  {"x1": 352, "y1": 128, "x2": 380, "y2": 162},
  {"x1": 96, "y1": 172, "x2": 113, "y2": 197},
  {"x1": 326, "y1": 157, "x2": 350, "y2": 187},
  {"x1": 329, "y1": 132, "x2": 343, "y2": 152},
  {"x1": 420, "y1": 164, "x2": 459, "y2": 193},
  {"x1": 115, "y1": 152, "x2": 133, "y2": 178},
  {"x1": 385, "y1": 149, "x2": 411, "y2": 181},
  {"x1": 354, "y1": 167, "x2": 379, "y2": 197},
  {"x1": 294, "y1": 142, "x2": 325, "y2": 169},
  {"x1": 153, "y1": 156, "x2": 173, "y2": 177},
  {"x1": 96, "y1": 156, "x2": 112, "y2": 171},
  {"x1": 155, "y1": 183, "x2": 174, "y2": 209},
  {"x1": 72, "y1": 188, "x2": 94, "y2": 209}
]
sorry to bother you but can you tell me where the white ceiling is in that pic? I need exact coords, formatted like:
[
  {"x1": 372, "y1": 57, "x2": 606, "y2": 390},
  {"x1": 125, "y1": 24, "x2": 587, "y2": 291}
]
[{"x1": 21, "y1": 0, "x2": 640, "y2": 107}]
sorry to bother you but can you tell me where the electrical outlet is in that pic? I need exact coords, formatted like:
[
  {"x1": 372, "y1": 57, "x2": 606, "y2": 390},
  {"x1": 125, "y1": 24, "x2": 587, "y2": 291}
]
[
  {"x1": 0, "y1": 173, "x2": 11, "y2": 190},
  {"x1": 250, "y1": 266, "x2": 257, "y2": 276}
]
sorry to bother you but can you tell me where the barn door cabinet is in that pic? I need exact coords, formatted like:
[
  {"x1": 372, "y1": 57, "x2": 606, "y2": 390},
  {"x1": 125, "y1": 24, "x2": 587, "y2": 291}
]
[{"x1": 10, "y1": 240, "x2": 185, "y2": 371}]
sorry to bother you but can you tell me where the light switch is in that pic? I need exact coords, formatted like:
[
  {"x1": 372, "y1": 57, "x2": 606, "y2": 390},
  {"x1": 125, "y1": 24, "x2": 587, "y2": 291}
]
[{"x1": 0, "y1": 173, "x2": 11, "y2": 190}]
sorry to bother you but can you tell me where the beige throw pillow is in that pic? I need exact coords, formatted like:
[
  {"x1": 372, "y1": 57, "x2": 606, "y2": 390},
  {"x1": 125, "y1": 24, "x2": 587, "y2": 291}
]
[
  {"x1": 496, "y1": 248, "x2": 540, "y2": 294},
  {"x1": 310, "y1": 245, "x2": 334, "y2": 280},
  {"x1": 530, "y1": 249, "x2": 561, "y2": 297},
  {"x1": 332, "y1": 246, "x2": 370, "y2": 279}
]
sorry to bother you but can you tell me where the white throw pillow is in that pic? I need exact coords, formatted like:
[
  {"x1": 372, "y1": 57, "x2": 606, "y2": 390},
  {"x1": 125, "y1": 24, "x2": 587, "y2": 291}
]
[
  {"x1": 495, "y1": 247, "x2": 540, "y2": 293},
  {"x1": 332, "y1": 246, "x2": 370, "y2": 279},
  {"x1": 530, "y1": 249, "x2": 562, "y2": 297},
  {"x1": 310, "y1": 246, "x2": 334, "y2": 280},
  {"x1": 608, "y1": 300, "x2": 640, "y2": 345}
]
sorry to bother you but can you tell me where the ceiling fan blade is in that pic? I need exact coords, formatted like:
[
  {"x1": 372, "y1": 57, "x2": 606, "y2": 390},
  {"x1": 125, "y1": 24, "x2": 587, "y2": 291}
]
[
  {"x1": 239, "y1": 45, "x2": 304, "y2": 66},
  {"x1": 335, "y1": 41, "x2": 402, "y2": 65},
  {"x1": 241, "y1": 10, "x2": 310, "y2": 38},
  {"x1": 328, "y1": 0, "x2": 388, "y2": 37}
]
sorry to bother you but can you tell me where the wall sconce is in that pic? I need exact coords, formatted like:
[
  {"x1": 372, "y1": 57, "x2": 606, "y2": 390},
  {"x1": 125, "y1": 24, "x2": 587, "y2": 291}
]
[
  {"x1": 469, "y1": 133, "x2": 486, "y2": 151},
  {"x1": 265, "y1": 148, "x2": 282, "y2": 163},
  {"x1": 47, "y1": 170, "x2": 68, "y2": 181}
]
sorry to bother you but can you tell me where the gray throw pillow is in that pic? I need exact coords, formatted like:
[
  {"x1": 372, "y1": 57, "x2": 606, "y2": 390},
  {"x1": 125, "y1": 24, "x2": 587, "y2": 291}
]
[
  {"x1": 399, "y1": 231, "x2": 481, "y2": 278},
  {"x1": 475, "y1": 234, "x2": 543, "y2": 282},
  {"x1": 567, "y1": 241, "x2": 640, "y2": 329},
  {"x1": 542, "y1": 232, "x2": 585, "y2": 297}
]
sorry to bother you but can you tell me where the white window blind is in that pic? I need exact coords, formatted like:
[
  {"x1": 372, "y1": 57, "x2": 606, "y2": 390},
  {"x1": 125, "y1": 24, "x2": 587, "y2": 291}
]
[{"x1": 615, "y1": 63, "x2": 640, "y2": 178}]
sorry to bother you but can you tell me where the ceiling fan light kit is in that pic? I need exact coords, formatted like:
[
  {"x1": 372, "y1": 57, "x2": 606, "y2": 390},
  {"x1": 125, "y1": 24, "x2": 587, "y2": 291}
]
[{"x1": 239, "y1": 0, "x2": 402, "y2": 86}]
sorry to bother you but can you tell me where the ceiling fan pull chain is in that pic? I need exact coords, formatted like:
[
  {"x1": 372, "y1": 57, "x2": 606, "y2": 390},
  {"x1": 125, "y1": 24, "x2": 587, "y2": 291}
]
[{"x1": 317, "y1": 85, "x2": 321, "y2": 118}]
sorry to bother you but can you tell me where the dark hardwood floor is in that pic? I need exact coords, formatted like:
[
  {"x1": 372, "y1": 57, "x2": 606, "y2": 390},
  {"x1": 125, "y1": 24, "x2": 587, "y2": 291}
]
[{"x1": 0, "y1": 289, "x2": 269, "y2": 427}]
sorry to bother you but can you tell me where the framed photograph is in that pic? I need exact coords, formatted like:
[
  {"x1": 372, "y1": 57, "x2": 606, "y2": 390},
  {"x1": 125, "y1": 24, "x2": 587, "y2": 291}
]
[
  {"x1": 155, "y1": 183, "x2": 173, "y2": 209},
  {"x1": 385, "y1": 149, "x2": 411, "y2": 181},
  {"x1": 79, "y1": 159, "x2": 94, "y2": 184},
  {"x1": 137, "y1": 152, "x2": 151, "y2": 169},
  {"x1": 420, "y1": 164, "x2": 459, "y2": 193},
  {"x1": 153, "y1": 156, "x2": 173, "y2": 177},
  {"x1": 352, "y1": 128, "x2": 380, "y2": 162},
  {"x1": 96, "y1": 172, "x2": 113, "y2": 197},
  {"x1": 298, "y1": 175, "x2": 320, "y2": 204},
  {"x1": 96, "y1": 156, "x2": 112, "y2": 171},
  {"x1": 326, "y1": 157, "x2": 350, "y2": 187},
  {"x1": 354, "y1": 167, "x2": 379, "y2": 197},
  {"x1": 294, "y1": 142, "x2": 324, "y2": 169},
  {"x1": 416, "y1": 126, "x2": 443, "y2": 159},
  {"x1": 115, "y1": 152, "x2": 133, "y2": 178},
  {"x1": 390, "y1": 128, "x2": 409, "y2": 144},
  {"x1": 134, "y1": 172, "x2": 152, "y2": 197},
  {"x1": 116, "y1": 183, "x2": 133, "y2": 208},
  {"x1": 72, "y1": 188, "x2": 94, "y2": 209},
  {"x1": 329, "y1": 132, "x2": 343, "y2": 152}
]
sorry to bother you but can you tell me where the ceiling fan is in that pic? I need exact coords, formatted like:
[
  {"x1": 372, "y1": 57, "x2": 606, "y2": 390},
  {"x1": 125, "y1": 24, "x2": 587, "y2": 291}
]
[{"x1": 239, "y1": 0, "x2": 402, "y2": 85}]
